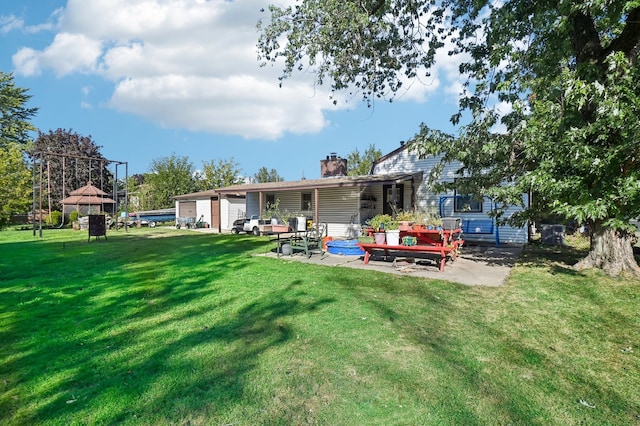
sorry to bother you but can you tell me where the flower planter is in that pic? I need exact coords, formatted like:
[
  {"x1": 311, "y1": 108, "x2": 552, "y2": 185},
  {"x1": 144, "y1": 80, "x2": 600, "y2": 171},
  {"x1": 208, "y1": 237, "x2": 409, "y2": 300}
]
[
  {"x1": 272, "y1": 224, "x2": 290, "y2": 232},
  {"x1": 385, "y1": 229, "x2": 400, "y2": 246},
  {"x1": 398, "y1": 221, "x2": 413, "y2": 231},
  {"x1": 358, "y1": 236, "x2": 374, "y2": 244},
  {"x1": 373, "y1": 232, "x2": 386, "y2": 244}
]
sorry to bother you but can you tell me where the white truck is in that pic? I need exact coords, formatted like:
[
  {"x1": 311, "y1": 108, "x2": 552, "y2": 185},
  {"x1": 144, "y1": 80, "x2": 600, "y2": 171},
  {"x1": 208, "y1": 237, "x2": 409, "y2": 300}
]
[{"x1": 231, "y1": 215, "x2": 273, "y2": 235}]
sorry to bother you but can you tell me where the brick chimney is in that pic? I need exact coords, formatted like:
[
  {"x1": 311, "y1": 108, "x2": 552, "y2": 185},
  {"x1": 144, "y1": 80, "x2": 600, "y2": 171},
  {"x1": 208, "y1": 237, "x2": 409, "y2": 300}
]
[{"x1": 320, "y1": 152, "x2": 347, "y2": 177}]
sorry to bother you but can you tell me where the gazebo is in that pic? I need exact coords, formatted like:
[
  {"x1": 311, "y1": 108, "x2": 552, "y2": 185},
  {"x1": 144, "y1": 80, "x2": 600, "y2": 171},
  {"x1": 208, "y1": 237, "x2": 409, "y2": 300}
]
[{"x1": 60, "y1": 181, "x2": 116, "y2": 217}]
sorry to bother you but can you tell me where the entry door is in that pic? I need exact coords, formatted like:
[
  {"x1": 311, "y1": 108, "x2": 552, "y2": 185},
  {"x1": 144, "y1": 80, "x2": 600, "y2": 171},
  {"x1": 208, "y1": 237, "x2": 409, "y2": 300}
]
[
  {"x1": 210, "y1": 198, "x2": 219, "y2": 230},
  {"x1": 383, "y1": 184, "x2": 404, "y2": 215}
]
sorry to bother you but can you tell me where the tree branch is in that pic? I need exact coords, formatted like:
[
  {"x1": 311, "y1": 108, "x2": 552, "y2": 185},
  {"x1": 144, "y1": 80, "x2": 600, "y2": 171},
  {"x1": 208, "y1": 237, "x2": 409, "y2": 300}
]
[
  {"x1": 569, "y1": 11, "x2": 603, "y2": 66},
  {"x1": 604, "y1": 6, "x2": 640, "y2": 63}
]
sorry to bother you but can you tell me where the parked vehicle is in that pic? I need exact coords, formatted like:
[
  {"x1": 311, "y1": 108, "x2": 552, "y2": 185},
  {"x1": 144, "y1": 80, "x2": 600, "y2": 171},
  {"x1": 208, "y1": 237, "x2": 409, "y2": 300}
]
[
  {"x1": 127, "y1": 208, "x2": 176, "y2": 228},
  {"x1": 230, "y1": 218, "x2": 246, "y2": 234},
  {"x1": 230, "y1": 215, "x2": 272, "y2": 235}
]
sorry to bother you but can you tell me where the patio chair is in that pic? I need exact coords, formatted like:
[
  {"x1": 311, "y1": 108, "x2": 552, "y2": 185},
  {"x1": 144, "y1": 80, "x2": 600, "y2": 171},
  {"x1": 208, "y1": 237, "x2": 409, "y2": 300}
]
[{"x1": 290, "y1": 223, "x2": 326, "y2": 258}]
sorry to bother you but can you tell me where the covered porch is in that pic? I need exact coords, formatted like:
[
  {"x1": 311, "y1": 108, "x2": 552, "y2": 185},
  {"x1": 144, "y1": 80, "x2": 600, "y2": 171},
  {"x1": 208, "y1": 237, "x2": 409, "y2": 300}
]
[{"x1": 215, "y1": 172, "x2": 423, "y2": 238}]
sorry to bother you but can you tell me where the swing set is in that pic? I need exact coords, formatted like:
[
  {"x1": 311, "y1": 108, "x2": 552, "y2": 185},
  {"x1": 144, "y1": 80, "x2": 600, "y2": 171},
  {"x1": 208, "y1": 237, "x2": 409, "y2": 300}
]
[{"x1": 31, "y1": 151, "x2": 129, "y2": 238}]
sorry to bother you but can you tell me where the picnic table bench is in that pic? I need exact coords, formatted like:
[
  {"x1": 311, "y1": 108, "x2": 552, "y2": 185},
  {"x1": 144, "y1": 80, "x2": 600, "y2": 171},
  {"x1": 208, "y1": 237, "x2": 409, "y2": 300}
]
[
  {"x1": 357, "y1": 228, "x2": 464, "y2": 272},
  {"x1": 357, "y1": 242, "x2": 462, "y2": 272}
]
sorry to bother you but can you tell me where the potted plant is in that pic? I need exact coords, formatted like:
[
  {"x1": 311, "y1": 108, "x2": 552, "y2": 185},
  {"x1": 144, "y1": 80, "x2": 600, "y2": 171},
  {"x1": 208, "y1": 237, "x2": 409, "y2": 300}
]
[
  {"x1": 396, "y1": 210, "x2": 415, "y2": 231},
  {"x1": 370, "y1": 214, "x2": 391, "y2": 244},
  {"x1": 431, "y1": 216, "x2": 443, "y2": 230},
  {"x1": 272, "y1": 208, "x2": 293, "y2": 232},
  {"x1": 385, "y1": 219, "x2": 401, "y2": 246}
]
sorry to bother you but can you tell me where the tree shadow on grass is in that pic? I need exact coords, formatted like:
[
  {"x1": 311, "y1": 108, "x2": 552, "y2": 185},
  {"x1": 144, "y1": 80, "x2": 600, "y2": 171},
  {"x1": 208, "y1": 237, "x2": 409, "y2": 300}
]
[
  {"x1": 0, "y1": 231, "x2": 334, "y2": 424},
  {"x1": 515, "y1": 241, "x2": 589, "y2": 276},
  {"x1": 331, "y1": 265, "x2": 639, "y2": 424}
]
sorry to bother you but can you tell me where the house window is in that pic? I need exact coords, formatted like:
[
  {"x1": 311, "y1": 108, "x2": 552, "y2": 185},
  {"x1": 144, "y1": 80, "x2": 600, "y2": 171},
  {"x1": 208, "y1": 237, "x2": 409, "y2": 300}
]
[
  {"x1": 266, "y1": 194, "x2": 276, "y2": 209},
  {"x1": 454, "y1": 193, "x2": 482, "y2": 213},
  {"x1": 302, "y1": 192, "x2": 312, "y2": 211}
]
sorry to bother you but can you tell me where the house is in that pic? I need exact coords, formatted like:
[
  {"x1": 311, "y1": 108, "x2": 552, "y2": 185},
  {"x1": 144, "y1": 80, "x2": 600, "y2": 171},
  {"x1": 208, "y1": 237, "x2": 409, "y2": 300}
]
[
  {"x1": 371, "y1": 143, "x2": 529, "y2": 244},
  {"x1": 215, "y1": 171, "x2": 423, "y2": 238},
  {"x1": 173, "y1": 189, "x2": 246, "y2": 231},
  {"x1": 208, "y1": 148, "x2": 529, "y2": 244}
]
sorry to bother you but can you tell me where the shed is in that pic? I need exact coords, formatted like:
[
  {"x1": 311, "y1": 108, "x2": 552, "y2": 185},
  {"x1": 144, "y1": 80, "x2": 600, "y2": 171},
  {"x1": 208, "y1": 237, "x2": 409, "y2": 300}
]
[{"x1": 173, "y1": 189, "x2": 246, "y2": 232}]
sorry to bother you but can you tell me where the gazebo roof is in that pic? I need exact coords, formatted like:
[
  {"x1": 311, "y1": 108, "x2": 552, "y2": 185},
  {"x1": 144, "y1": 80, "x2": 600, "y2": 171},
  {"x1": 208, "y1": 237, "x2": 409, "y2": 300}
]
[
  {"x1": 69, "y1": 181, "x2": 109, "y2": 196},
  {"x1": 61, "y1": 181, "x2": 115, "y2": 205},
  {"x1": 61, "y1": 195, "x2": 116, "y2": 205}
]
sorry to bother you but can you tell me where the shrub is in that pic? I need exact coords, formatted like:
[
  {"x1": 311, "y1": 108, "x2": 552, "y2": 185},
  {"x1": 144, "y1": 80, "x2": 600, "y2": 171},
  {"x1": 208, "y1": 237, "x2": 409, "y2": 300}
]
[
  {"x1": 68, "y1": 210, "x2": 80, "y2": 223},
  {"x1": 46, "y1": 211, "x2": 62, "y2": 226}
]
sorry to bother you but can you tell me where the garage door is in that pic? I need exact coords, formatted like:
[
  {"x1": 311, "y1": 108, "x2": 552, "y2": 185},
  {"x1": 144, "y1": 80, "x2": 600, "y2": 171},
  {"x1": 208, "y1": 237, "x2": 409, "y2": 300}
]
[{"x1": 178, "y1": 201, "x2": 196, "y2": 217}]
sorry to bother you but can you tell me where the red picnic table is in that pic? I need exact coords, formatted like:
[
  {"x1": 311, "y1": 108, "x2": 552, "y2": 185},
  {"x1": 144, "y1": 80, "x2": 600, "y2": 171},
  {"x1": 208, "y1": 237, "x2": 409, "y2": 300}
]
[{"x1": 357, "y1": 228, "x2": 464, "y2": 272}]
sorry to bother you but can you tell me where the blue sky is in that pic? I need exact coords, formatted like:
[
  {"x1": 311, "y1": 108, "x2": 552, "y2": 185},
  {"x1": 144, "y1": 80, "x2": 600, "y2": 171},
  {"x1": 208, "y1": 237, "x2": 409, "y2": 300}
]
[{"x1": 1, "y1": 0, "x2": 466, "y2": 181}]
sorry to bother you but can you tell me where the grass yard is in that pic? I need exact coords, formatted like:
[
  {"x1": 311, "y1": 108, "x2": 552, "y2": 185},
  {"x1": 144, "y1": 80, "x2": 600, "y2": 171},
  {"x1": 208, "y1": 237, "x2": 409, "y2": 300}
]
[{"x1": 1, "y1": 227, "x2": 639, "y2": 425}]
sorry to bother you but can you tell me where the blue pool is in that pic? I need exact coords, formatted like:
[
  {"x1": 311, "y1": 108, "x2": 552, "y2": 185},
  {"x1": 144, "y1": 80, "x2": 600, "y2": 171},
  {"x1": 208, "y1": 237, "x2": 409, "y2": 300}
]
[{"x1": 325, "y1": 239, "x2": 365, "y2": 256}]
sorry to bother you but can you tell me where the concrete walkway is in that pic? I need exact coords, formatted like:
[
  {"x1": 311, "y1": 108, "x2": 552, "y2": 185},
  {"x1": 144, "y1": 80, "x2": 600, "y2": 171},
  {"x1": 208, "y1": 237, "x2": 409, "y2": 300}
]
[{"x1": 261, "y1": 244, "x2": 523, "y2": 287}]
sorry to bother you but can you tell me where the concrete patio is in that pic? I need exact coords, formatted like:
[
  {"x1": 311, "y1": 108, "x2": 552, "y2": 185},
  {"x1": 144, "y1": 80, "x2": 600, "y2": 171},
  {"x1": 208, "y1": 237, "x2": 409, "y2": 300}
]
[{"x1": 260, "y1": 243, "x2": 524, "y2": 287}]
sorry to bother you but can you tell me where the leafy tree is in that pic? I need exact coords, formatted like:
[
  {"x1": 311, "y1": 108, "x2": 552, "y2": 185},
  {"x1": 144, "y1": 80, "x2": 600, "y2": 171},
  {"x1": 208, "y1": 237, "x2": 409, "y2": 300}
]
[
  {"x1": 0, "y1": 71, "x2": 38, "y2": 148},
  {"x1": 258, "y1": 1, "x2": 640, "y2": 276},
  {"x1": 347, "y1": 144, "x2": 382, "y2": 176},
  {"x1": 253, "y1": 166, "x2": 284, "y2": 183},
  {"x1": 0, "y1": 143, "x2": 32, "y2": 227},
  {"x1": 29, "y1": 129, "x2": 112, "y2": 211},
  {"x1": 145, "y1": 154, "x2": 197, "y2": 209},
  {"x1": 0, "y1": 72, "x2": 37, "y2": 227},
  {"x1": 112, "y1": 174, "x2": 145, "y2": 213},
  {"x1": 198, "y1": 158, "x2": 244, "y2": 190}
]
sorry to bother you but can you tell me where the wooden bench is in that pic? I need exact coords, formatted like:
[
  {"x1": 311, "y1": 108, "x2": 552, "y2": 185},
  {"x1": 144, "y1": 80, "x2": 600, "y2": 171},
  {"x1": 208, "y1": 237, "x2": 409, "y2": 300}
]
[
  {"x1": 284, "y1": 224, "x2": 327, "y2": 258},
  {"x1": 357, "y1": 241, "x2": 462, "y2": 272}
]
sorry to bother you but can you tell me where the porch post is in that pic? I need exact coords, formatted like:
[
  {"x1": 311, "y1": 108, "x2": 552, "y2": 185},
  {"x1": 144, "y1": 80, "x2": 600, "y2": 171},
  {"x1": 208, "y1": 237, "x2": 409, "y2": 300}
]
[
  {"x1": 259, "y1": 192, "x2": 264, "y2": 218},
  {"x1": 391, "y1": 183, "x2": 398, "y2": 217},
  {"x1": 411, "y1": 178, "x2": 416, "y2": 210},
  {"x1": 314, "y1": 188, "x2": 319, "y2": 231}
]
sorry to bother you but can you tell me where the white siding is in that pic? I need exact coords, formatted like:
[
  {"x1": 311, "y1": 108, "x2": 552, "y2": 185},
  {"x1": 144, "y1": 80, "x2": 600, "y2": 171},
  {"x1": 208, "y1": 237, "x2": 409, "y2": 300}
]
[
  {"x1": 244, "y1": 189, "x2": 360, "y2": 238},
  {"x1": 317, "y1": 187, "x2": 361, "y2": 238},
  {"x1": 373, "y1": 148, "x2": 529, "y2": 244},
  {"x1": 220, "y1": 197, "x2": 246, "y2": 231},
  {"x1": 272, "y1": 192, "x2": 305, "y2": 216},
  {"x1": 195, "y1": 199, "x2": 211, "y2": 224}
]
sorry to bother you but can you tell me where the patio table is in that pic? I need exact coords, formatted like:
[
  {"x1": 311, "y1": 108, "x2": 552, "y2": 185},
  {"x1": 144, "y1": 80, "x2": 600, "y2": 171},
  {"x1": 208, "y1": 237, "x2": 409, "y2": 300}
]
[{"x1": 357, "y1": 228, "x2": 464, "y2": 272}]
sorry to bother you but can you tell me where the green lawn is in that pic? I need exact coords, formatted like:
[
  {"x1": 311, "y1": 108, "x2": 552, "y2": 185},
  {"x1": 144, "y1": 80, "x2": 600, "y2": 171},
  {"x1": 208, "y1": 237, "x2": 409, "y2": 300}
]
[{"x1": 1, "y1": 227, "x2": 639, "y2": 425}]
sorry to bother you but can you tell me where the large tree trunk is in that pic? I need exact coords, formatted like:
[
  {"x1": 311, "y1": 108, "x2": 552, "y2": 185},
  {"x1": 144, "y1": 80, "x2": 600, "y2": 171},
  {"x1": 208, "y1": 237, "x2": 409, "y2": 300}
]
[{"x1": 574, "y1": 222, "x2": 640, "y2": 276}]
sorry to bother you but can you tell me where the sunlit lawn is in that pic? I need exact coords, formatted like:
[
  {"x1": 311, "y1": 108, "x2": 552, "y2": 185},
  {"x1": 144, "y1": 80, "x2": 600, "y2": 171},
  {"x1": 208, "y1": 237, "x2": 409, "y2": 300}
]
[{"x1": 1, "y1": 227, "x2": 639, "y2": 425}]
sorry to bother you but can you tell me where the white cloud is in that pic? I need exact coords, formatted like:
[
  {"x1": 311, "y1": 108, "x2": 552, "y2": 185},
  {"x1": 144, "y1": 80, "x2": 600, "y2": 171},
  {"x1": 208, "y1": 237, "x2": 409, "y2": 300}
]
[
  {"x1": 1, "y1": 15, "x2": 24, "y2": 34},
  {"x1": 12, "y1": 48, "x2": 41, "y2": 76},
  {"x1": 10, "y1": 0, "x2": 465, "y2": 139},
  {"x1": 13, "y1": 32, "x2": 102, "y2": 76},
  {"x1": 110, "y1": 74, "x2": 333, "y2": 139}
]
